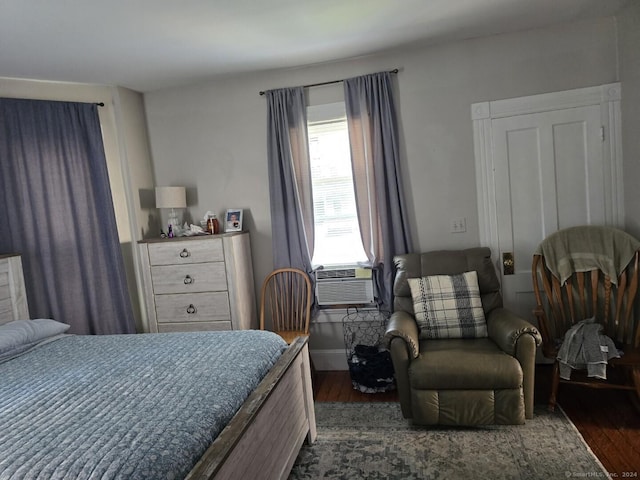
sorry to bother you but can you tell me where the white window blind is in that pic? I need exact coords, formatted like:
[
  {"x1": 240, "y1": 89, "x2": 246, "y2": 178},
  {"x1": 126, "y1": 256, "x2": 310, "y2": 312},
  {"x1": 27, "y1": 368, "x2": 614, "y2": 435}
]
[{"x1": 307, "y1": 103, "x2": 368, "y2": 267}]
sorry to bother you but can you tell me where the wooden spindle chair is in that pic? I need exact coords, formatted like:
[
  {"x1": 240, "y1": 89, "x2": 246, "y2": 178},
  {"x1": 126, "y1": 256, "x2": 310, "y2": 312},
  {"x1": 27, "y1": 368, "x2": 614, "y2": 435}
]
[
  {"x1": 259, "y1": 268, "x2": 312, "y2": 345},
  {"x1": 532, "y1": 227, "x2": 640, "y2": 412}
]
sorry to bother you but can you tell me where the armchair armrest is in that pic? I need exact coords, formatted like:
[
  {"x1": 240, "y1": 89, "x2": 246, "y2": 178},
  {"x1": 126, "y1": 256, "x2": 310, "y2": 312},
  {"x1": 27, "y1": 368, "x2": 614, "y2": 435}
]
[
  {"x1": 383, "y1": 310, "x2": 420, "y2": 359},
  {"x1": 487, "y1": 307, "x2": 541, "y2": 420},
  {"x1": 486, "y1": 307, "x2": 542, "y2": 356},
  {"x1": 384, "y1": 311, "x2": 419, "y2": 419}
]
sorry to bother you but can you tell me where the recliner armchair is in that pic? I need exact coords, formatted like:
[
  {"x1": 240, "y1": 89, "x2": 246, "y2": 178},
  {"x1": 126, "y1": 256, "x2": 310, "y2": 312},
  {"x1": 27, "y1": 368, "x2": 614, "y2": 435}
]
[{"x1": 384, "y1": 248, "x2": 542, "y2": 426}]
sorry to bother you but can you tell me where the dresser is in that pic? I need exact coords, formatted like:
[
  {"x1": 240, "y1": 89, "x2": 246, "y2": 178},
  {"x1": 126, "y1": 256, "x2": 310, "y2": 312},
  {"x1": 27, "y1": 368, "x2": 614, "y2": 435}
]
[
  {"x1": 0, "y1": 254, "x2": 30, "y2": 325},
  {"x1": 138, "y1": 233, "x2": 256, "y2": 333}
]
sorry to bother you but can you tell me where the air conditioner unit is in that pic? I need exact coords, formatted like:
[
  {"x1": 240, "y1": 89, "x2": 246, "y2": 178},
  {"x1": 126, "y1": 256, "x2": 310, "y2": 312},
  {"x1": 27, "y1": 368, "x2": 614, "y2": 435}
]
[{"x1": 315, "y1": 267, "x2": 374, "y2": 306}]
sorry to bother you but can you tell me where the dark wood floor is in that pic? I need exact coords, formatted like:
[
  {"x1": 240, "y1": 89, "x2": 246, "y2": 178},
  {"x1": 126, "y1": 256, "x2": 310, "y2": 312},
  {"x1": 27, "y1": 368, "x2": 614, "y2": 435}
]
[{"x1": 313, "y1": 365, "x2": 640, "y2": 476}]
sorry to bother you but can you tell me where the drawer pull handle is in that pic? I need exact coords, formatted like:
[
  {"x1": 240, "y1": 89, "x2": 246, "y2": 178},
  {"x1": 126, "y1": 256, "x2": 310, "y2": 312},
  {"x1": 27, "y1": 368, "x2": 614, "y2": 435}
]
[
  {"x1": 186, "y1": 304, "x2": 197, "y2": 314},
  {"x1": 179, "y1": 249, "x2": 190, "y2": 258},
  {"x1": 184, "y1": 275, "x2": 194, "y2": 285}
]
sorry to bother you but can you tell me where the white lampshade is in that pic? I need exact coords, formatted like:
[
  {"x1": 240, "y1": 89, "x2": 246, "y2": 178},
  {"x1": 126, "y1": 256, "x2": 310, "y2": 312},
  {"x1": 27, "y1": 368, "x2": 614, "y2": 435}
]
[
  {"x1": 155, "y1": 186, "x2": 186, "y2": 209},
  {"x1": 156, "y1": 186, "x2": 187, "y2": 235}
]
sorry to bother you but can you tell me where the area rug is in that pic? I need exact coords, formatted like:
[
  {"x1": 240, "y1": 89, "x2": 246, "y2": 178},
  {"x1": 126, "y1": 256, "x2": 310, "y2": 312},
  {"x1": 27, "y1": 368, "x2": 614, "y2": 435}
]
[{"x1": 289, "y1": 402, "x2": 607, "y2": 480}]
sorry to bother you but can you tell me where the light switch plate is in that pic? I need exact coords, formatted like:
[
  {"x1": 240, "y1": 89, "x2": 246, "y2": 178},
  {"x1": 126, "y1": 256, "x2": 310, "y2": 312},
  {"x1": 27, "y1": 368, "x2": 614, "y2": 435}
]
[{"x1": 450, "y1": 217, "x2": 467, "y2": 233}]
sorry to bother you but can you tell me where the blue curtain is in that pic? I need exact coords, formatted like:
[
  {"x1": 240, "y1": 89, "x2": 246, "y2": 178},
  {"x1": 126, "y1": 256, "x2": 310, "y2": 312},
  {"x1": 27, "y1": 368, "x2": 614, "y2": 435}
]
[
  {"x1": 344, "y1": 72, "x2": 413, "y2": 311},
  {"x1": 0, "y1": 98, "x2": 135, "y2": 334},
  {"x1": 265, "y1": 88, "x2": 315, "y2": 279}
]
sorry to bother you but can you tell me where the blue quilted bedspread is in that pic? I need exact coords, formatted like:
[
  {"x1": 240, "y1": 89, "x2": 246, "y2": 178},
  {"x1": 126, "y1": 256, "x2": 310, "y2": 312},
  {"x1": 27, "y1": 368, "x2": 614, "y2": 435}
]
[{"x1": 0, "y1": 330, "x2": 287, "y2": 480}]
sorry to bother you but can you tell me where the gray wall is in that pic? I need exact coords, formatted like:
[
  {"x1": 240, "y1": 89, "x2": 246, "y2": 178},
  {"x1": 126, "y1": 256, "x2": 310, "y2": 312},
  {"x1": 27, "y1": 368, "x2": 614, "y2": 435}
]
[
  {"x1": 145, "y1": 19, "x2": 620, "y2": 285},
  {"x1": 619, "y1": 1, "x2": 640, "y2": 240}
]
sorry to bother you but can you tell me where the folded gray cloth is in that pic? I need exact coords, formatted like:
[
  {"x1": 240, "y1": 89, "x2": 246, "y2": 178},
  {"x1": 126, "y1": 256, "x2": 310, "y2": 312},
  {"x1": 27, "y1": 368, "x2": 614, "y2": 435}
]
[{"x1": 556, "y1": 317, "x2": 620, "y2": 380}]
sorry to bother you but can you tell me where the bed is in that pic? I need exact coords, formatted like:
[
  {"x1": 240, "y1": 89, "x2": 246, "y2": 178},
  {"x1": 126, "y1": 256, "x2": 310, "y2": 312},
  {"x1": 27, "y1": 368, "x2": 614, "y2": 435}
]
[{"x1": 0, "y1": 319, "x2": 316, "y2": 480}]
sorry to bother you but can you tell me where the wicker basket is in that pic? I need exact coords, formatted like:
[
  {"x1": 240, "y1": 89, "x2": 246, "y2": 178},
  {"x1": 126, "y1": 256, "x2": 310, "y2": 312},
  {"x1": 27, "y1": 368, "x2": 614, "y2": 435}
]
[{"x1": 342, "y1": 308, "x2": 395, "y2": 393}]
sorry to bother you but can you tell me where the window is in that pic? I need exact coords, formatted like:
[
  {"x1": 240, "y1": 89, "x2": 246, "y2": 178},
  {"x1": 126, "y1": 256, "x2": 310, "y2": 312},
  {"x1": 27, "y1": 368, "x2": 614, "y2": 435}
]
[{"x1": 307, "y1": 103, "x2": 368, "y2": 267}]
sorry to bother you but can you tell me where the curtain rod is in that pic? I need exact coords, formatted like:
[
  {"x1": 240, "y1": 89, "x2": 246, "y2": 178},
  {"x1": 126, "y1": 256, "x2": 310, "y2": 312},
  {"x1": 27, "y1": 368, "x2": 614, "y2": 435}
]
[
  {"x1": 259, "y1": 68, "x2": 398, "y2": 96},
  {"x1": 95, "y1": 102, "x2": 105, "y2": 107}
]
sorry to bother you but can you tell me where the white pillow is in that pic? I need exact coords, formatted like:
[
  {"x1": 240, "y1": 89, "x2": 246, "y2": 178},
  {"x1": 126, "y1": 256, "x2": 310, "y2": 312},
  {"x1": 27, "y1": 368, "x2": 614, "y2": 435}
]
[
  {"x1": 408, "y1": 271, "x2": 487, "y2": 339},
  {"x1": 0, "y1": 319, "x2": 70, "y2": 355}
]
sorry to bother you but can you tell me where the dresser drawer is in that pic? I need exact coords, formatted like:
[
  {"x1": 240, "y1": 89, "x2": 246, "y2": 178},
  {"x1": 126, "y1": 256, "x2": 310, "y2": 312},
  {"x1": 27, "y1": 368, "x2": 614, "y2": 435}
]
[
  {"x1": 147, "y1": 238, "x2": 224, "y2": 266},
  {"x1": 139, "y1": 232, "x2": 257, "y2": 333},
  {"x1": 157, "y1": 322, "x2": 232, "y2": 333},
  {"x1": 151, "y1": 263, "x2": 227, "y2": 294},
  {"x1": 154, "y1": 292, "x2": 231, "y2": 323}
]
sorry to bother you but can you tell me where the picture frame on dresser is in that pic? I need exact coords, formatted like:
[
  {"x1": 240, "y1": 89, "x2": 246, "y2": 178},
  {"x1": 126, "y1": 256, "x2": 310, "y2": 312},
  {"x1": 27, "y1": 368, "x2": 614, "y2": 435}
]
[{"x1": 225, "y1": 209, "x2": 243, "y2": 232}]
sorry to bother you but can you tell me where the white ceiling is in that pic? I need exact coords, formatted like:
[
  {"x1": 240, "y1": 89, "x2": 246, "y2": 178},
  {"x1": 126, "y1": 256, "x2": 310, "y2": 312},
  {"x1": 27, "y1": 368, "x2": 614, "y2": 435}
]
[{"x1": 0, "y1": 0, "x2": 630, "y2": 93}]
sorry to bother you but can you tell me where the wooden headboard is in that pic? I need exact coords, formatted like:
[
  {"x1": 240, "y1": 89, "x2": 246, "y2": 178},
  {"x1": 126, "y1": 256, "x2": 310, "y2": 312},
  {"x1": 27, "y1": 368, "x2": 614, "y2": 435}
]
[{"x1": 0, "y1": 254, "x2": 30, "y2": 325}]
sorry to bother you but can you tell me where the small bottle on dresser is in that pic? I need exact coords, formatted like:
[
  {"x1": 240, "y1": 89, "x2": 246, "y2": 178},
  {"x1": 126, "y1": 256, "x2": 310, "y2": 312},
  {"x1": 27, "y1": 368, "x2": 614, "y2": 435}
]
[{"x1": 207, "y1": 215, "x2": 220, "y2": 234}]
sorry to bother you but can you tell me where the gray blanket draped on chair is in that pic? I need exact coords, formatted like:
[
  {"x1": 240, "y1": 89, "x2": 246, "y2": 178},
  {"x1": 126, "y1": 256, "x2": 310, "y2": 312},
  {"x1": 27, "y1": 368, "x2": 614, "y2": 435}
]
[{"x1": 534, "y1": 225, "x2": 640, "y2": 285}]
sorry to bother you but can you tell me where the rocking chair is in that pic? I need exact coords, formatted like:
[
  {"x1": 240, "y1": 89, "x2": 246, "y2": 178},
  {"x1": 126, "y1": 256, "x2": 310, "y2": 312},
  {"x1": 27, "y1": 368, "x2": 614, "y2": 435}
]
[{"x1": 532, "y1": 225, "x2": 640, "y2": 411}]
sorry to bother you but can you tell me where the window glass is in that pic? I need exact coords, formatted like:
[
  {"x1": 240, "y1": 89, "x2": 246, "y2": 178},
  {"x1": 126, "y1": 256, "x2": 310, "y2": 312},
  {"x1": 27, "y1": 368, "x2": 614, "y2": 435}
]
[{"x1": 307, "y1": 103, "x2": 368, "y2": 267}]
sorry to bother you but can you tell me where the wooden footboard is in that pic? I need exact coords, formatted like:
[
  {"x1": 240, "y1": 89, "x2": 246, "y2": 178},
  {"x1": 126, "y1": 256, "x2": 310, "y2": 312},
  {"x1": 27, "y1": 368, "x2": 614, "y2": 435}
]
[{"x1": 186, "y1": 336, "x2": 316, "y2": 480}]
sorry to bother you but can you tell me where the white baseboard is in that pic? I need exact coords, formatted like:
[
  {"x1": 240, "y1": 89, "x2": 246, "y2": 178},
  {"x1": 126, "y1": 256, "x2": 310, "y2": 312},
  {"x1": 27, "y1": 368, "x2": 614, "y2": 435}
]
[{"x1": 310, "y1": 349, "x2": 348, "y2": 371}]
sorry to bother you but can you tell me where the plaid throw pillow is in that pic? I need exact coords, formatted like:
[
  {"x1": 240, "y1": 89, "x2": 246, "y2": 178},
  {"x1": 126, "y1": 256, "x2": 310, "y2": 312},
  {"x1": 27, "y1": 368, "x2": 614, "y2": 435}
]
[{"x1": 408, "y1": 271, "x2": 487, "y2": 339}]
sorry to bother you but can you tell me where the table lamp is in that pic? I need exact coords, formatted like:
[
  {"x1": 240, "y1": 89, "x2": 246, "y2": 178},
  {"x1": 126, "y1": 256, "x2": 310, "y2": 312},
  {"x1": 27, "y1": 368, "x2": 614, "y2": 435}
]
[{"x1": 155, "y1": 186, "x2": 187, "y2": 233}]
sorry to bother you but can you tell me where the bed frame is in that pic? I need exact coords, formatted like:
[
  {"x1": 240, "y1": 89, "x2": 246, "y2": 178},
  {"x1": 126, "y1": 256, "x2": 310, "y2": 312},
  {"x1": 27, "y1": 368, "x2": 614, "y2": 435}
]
[
  {"x1": 1, "y1": 254, "x2": 316, "y2": 479},
  {"x1": 186, "y1": 335, "x2": 316, "y2": 480}
]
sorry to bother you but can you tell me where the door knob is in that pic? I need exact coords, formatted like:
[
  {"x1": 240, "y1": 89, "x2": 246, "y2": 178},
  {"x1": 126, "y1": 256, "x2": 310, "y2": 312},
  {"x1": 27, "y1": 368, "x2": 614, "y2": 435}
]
[{"x1": 503, "y1": 252, "x2": 514, "y2": 275}]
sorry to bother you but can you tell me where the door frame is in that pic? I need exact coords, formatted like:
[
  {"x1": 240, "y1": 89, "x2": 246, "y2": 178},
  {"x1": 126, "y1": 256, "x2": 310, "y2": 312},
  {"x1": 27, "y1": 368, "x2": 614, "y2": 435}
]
[{"x1": 471, "y1": 83, "x2": 624, "y2": 257}]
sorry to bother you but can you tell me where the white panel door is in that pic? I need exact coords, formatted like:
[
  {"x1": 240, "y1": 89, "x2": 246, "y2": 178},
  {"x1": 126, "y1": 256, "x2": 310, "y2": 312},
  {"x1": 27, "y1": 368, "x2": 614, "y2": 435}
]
[{"x1": 491, "y1": 104, "x2": 603, "y2": 321}]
